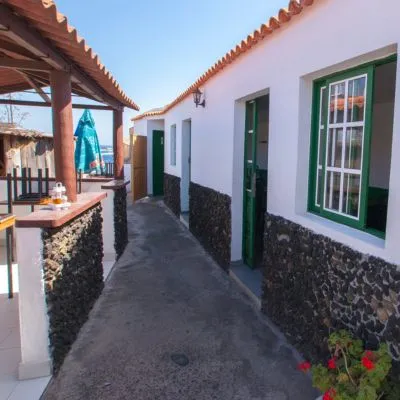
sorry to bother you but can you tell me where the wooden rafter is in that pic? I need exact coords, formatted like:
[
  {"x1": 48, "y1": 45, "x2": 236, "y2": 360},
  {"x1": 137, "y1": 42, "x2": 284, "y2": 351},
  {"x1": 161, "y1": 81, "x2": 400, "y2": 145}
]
[
  {"x1": 14, "y1": 69, "x2": 51, "y2": 102},
  {"x1": 0, "y1": 56, "x2": 52, "y2": 71},
  {"x1": 0, "y1": 39, "x2": 37, "y2": 59},
  {"x1": 0, "y1": 98, "x2": 114, "y2": 110},
  {"x1": 0, "y1": 4, "x2": 123, "y2": 109}
]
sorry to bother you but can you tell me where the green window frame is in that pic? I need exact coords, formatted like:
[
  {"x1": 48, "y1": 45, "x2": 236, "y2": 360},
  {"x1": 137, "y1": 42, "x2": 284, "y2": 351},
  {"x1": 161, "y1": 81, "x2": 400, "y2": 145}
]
[{"x1": 308, "y1": 56, "x2": 396, "y2": 237}]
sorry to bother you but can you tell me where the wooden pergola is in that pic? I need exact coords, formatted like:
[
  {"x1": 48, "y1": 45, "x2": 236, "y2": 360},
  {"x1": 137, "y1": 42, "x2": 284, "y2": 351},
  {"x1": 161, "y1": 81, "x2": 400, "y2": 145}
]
[{"x1": 0, "y1": 0, "x2": 139, "y2": 202}]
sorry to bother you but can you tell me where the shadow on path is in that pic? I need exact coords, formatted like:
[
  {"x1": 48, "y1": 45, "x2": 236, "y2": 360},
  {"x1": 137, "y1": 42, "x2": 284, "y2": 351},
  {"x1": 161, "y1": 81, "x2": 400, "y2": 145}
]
[{"x1": 43, "y1": 199, "x2": 317, "y2": 400}]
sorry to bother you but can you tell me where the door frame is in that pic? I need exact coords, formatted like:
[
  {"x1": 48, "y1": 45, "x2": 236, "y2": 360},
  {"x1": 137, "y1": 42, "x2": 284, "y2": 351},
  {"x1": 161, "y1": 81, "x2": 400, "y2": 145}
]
[{"x1": 242, "y1": 99, "x2": 258, "y2": 268}]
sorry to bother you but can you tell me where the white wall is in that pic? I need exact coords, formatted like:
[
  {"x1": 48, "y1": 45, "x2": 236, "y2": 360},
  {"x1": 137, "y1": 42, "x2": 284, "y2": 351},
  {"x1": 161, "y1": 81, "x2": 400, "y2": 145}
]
[
  {"x1": 140, "y1": 0, "x2": 400, "y2": 265},
  {"x1": 181, "y1": 120, "x2": 191, "y2": 212},
  {"x1": 134, "y1": 119, "x2": 165, "y2": 195},
  {"x1": 124, "y1": 164, "x2": 131, "y2": 192}
]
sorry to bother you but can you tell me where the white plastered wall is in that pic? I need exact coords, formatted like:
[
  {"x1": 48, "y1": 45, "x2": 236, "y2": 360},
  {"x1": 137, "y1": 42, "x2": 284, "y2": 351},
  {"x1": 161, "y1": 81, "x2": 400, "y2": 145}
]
[
  {"x1": 138, "y1": 0, "x2": 400, "y2": 265},
  {"x1": 133, "y1": 118, "x2": 164, "y2": 195}
]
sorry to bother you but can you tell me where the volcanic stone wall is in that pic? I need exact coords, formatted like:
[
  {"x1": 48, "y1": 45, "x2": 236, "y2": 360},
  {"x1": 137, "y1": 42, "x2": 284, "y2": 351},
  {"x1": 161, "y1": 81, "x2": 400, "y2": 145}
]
[
  {"x1": 114, "y1": 186, "x2": 128, "y2": 259},
  {"x1": 262, "y1": 213, "x2": 400, "y2": 365},
  {"x1": 189, "y1": 182, "x2": 231, "y2": 271},
  {"x1": 164, "y1": 173, "x2": 181, "y2": 217},
  {"x1": 42, "y1": 204, "x2": 104, "y2": 373}
]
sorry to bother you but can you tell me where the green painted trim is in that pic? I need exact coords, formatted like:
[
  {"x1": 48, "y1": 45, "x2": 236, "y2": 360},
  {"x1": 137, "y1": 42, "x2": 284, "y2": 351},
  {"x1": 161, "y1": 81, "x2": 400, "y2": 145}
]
[
  {"x1": 152, "y1": 130, "x2": 165, "y2": 196},
  {"x1": 308, "y1": 81, "x2": 324, "y2": 213},
  {"x1": 313, "y1": 54, "x2": 397, "y2": 85},
  {"x1": 360, "y1": 65, "x2": 375, "y2": 227},
  {"x1": 307, "y1": 57, "x2": 394, "y2": 239},
  {"x1": 365, "y1": 228, "x2": 385, "y2": 240},
  {"x1": 242, "y1": 99, "x2": 258, "y2": 268},
  {"x1": 320, "y1": 65, "x2": 374, "y2": 230}
]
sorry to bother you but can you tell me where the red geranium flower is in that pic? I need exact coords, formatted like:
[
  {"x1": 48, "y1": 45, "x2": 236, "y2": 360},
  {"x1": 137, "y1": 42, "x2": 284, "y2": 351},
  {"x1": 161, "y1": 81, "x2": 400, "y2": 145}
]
[
  {"x1": 323, "y1": 388, "x2": 336, "y2": 400},
  {"x1": 327, "y1": 357, "x2": 337, "y2": 369},
  {"x1": 297, "y1": 361, "x2": 311, "y2": 372},
  {"x1": 362, "y1": 356, "x2": 375, "y2": 370}
]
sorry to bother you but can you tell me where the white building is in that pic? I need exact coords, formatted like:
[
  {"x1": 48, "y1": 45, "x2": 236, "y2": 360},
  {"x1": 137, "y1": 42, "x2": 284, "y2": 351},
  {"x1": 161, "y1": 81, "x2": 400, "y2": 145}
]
[{"x1": 133, "y1": 0, "x2": 400, "y2": 362}]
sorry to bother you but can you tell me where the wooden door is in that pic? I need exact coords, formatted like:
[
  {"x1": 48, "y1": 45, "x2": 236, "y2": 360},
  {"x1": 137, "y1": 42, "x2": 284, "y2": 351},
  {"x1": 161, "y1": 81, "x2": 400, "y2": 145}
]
[
  {"x1": 132, "y1": 135, "x2": 147, "y2": 201},
  {"x1": 242, "y1": 100, "x2": 258, "y2": 268},
  {"x1": 152, "y1": 130, "x2": 164, "y2": 196}
]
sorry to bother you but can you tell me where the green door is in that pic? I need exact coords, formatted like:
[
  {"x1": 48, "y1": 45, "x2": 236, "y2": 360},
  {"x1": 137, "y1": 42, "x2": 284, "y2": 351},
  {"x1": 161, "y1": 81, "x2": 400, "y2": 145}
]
[
  {"x1": 242, "y1": 100, "x2": 258, "y2": 268},
  {"x1": 152, "y1": 130, "x2": 164, "y2": 196}
]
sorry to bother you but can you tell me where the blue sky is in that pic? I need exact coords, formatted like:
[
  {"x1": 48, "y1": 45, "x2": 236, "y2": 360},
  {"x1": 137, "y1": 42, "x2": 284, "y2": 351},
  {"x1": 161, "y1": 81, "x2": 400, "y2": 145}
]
[{"x1": 10, "y1": 0, "x2": 288, "y2": 145}]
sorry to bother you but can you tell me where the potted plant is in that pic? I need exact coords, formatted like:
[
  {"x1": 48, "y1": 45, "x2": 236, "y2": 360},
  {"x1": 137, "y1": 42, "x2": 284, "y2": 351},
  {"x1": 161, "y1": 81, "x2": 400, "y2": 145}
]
[{"x1": 298, "y1": 330, "x2": 396, "y2": 400}]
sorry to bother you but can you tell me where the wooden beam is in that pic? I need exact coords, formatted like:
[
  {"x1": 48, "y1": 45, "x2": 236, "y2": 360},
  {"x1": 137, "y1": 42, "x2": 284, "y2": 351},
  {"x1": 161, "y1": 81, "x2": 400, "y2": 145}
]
[
  {"x1": 14, "y1": 70, "x2": 51, "y2": 102},
  {"x1": 0, "y1": 98, "x2": 114, "y2": 110},
  {"x1": 0, "y1": 39, "x2": 37, "y2": 59},
  {"x1": 50, "y1": 70, "x2": 77, "y2": 202},
  {"x1": 0, "y1": 57, "x2": 52, "y2": 71},
  {"x1": 113, "y1": 109, "x2": 124, "y2": 179},
  {"x1": 0, "y1": 82, "x2": 31, "y2": 94},
  {"x1": 0, "y1": 5, "x2": 69, "y2": 70},
  {"x1": 0, "y1": 4, "x2": 123, "y2": 110}
]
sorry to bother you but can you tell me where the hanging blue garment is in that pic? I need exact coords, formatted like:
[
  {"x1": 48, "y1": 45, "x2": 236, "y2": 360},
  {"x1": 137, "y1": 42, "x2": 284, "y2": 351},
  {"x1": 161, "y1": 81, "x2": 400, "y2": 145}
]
[{"x1": 74, "y1": 109, "x2": 105, "y2": 175}]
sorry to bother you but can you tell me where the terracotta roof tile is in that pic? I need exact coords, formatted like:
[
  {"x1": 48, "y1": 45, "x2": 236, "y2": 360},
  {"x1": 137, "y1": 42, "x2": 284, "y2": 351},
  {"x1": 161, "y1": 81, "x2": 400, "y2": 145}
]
[
  {"x1": 133, "y1": 0, "x2": 316, "y2": 121},
  {"x1": 3, "y1": 0, "x2": 139, "y2": 110}
]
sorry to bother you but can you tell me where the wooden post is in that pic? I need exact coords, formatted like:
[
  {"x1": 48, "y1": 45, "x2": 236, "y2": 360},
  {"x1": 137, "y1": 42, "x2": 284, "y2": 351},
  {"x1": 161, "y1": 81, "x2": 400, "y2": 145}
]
[
  {"x1": 50, "y1": 70, "x2": 77, "y2": 202},
  {"x1": 113, "y1": 109, "x2": 124, "y2": 179}
]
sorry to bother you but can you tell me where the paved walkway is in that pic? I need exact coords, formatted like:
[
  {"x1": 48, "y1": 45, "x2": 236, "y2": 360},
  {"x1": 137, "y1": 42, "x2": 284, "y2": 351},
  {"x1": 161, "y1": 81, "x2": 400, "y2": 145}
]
[{"x1": 43, "y1": 199, "x2": 317, "y2": 400}]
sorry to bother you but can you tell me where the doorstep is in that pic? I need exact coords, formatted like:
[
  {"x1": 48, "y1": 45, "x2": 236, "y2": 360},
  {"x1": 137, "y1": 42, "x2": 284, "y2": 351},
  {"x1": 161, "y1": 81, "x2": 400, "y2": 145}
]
[
  {"x1": 229, "y1": 261, "x2": 262, "y2": 309},
  {"x1": 180, "y1": 212, "x2": 189, "y2": 229}
]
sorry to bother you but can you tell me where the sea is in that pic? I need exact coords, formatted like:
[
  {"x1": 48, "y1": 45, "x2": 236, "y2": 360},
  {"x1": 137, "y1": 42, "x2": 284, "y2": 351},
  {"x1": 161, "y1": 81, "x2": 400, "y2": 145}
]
[
  {"x1": 102, "y1": 153, "x2": 114, "y2": 163},
  {"x1": 100, "y1": 145, "x2": 114, "y2": 163}
]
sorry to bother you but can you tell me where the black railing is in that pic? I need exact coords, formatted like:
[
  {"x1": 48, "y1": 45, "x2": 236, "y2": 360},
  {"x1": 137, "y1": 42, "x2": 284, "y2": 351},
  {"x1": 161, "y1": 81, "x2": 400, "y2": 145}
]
[{"x1": 10, "y1": 167, "x2": 51, "y2": 202}]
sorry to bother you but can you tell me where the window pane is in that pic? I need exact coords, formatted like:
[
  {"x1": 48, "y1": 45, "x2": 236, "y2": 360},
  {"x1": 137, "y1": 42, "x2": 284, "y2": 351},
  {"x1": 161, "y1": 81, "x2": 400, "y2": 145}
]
[
  {"x1": 327, "y1": 128, "x2": 343, "y2": 168},
  {"x1": 342, "y1": 173, "x2": 360, "y2": 217},
  {"x1": 325, "y1": 171, "x2": 341, "y2": 211},
  {"x1": 329, "y1": 82, "x2": 345, "y2": 124},
  {"x1": 345, "y1": 127, "x2": 363, "y2": 170},
  {"x1": 347, "y1": 77, "x2": 366, "y2": 122}
]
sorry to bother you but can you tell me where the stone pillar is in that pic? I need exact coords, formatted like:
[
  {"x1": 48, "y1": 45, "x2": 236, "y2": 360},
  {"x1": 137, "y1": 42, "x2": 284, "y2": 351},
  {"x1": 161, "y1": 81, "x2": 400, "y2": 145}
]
[
  {"x1": 113, "y1": 108, "x2": 124, "y2": 179},
  {"x1": 50, "y1": 70, "x2": 77, "y2": 202}
]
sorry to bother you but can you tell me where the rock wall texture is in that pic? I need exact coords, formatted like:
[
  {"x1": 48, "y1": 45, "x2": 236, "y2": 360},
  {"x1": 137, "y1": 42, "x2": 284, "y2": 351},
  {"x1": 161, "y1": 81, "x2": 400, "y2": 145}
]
[
  {"x1": 189, "y1": 182, "x2": 231, "y2": 270},
  {"x1": 262, "y1": 213, "x2": 400, "y2": 365},
  {"x1": 114, "y1": 186, "x2": 128, "y2": 259},
  {"x1": 164, "y1": 173, "x2": 181, "y2": 217},
  {"x1": 42, "y1": 204, "x2": 104, "y2": 373}
]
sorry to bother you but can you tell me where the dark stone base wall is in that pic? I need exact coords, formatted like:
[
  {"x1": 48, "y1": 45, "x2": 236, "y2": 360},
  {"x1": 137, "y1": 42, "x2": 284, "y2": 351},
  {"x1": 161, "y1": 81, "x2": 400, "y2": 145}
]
[
  {"x1": 42, "y1": 204, "x2": 104, "y2": 373},
  {"x1": 262, "y1": 213, "x2": 400, "y2": 365},
  {"x1": 164, "y1": 173, "x2": 181, "y2": 217},
  {"x1": 189, "y1": 182, "x2": 231, "y2": 270},
  {"x1": 114, "y1": 186, "x2": 128, "y2": 259}
]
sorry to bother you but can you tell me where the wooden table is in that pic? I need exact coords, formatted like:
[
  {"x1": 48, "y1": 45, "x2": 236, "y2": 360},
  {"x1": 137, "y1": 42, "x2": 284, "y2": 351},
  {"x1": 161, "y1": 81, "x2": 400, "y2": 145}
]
[{"x1": 0, "y1": 214, "x2": 16, "y2": 299}]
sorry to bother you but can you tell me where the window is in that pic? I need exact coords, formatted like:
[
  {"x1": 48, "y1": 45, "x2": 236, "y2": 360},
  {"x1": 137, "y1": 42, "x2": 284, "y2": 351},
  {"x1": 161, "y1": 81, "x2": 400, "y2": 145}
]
[
  {"x1": 170, "y1": 124, "x2": 176, "y2": 166},
  {"x1": 308, "y1": 56, "x2": 396, "y2": 238}
]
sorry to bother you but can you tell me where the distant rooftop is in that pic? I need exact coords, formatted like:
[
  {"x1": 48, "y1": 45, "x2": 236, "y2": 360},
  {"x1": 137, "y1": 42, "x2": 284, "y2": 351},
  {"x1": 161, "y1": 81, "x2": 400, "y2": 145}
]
[{"x1": 0, "y1": 122, "x2": 53, "y2": 139}]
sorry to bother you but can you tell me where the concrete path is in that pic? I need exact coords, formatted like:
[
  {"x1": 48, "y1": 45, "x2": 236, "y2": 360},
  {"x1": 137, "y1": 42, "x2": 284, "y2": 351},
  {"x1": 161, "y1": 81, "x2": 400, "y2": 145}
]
[{"x1": 43, "y1": 199, "x2": 317, "y2": 400}]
